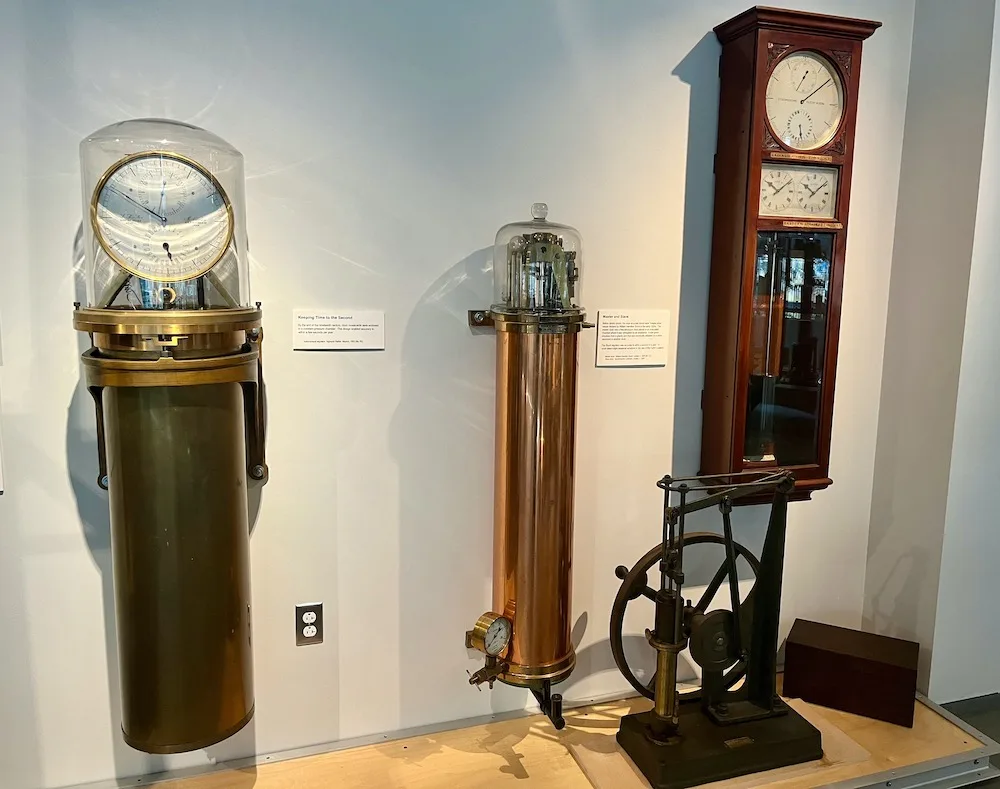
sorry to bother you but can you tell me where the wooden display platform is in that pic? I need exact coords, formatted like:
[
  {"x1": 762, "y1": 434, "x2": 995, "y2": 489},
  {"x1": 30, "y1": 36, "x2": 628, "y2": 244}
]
[
  {"x1": 569, "y1": 696, "x2": 986, "y2": 789},
  {"x1": 122, "y1": 693, "x2": 996, "y2": 789}
]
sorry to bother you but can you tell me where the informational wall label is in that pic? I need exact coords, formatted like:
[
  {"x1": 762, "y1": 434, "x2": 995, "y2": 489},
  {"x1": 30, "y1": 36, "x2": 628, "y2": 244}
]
[
  {"x1": 595, "y1": 309, "x2": 670, "y2": 367},
  {"x1": 293, "y1": 310, "x2": 385, "y2": 351}
]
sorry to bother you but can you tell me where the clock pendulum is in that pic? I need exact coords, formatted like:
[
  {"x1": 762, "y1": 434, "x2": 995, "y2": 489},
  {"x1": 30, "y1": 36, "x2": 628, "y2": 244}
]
[
  {"x1": 73, "y1": 119, "x2": 266, "y2": 754},
  {"x1": 464, "y1": 203, "x2": 589, "y2": 729}
]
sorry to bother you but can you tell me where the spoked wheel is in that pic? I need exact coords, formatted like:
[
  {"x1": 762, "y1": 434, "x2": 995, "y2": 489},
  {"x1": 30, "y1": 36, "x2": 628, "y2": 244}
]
[{"x1": 610, "y1": 532, "x2": 761, "y2": 701}]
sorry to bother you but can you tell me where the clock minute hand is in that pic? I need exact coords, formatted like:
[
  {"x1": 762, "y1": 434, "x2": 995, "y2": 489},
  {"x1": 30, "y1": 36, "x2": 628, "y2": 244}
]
[
  {"x1": 801, "y1": 78, "x2": 832, "y2": 103},
  {"x1": 106, "y1": 186, "x2": 167, "y2": 223},
  {"x1": 805, "y1": 180, "x2": 829, "y2": 197}
]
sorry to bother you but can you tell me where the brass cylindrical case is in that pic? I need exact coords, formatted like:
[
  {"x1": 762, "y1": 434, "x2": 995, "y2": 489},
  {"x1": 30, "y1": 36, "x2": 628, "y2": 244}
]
[
  {"x1": 75, "y1": 307, "x2": 264, "y2": 754},
  {"x1": 492, "y1": 314, "x2": 582, "y2": 687},
  {"x1": 104, "y1": 383, "x2": 254, "y2": 753}
]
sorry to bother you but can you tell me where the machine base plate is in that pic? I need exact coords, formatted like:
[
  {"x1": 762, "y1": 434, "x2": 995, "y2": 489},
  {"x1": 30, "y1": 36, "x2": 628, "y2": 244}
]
[{"x1": 616, "y1": 703, "x2": 822, "y2": 789}]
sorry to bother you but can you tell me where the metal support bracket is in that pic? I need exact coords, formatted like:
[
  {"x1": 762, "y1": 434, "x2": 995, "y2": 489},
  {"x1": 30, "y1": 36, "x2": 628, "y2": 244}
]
[
  {"x1": 531, "y1": 680, "x2": 565, "y2": 730},
  {"x1": 88, "y1": 385, "x2": 109, "y2": 491},
  {"x1": 242, "y1": 327, "x2": 268, "y2": 483},
  {"x1": 468, "y1": 310, "x2": 494, "y2": 328}
]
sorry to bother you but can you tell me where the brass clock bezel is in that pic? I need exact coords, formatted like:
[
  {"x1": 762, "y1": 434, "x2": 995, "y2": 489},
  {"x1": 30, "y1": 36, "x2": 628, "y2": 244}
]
[
  {"x1": 764, "y1": 48, "x2": 847, "y2": 154},
  {"x1": 90, "y1": 150, "x2": 236, "y2": 284}
]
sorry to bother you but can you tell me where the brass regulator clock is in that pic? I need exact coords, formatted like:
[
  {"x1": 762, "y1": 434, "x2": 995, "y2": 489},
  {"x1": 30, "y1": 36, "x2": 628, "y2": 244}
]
[{"x1": 74, "y1": 118, "x2": 265, "y2": 755}]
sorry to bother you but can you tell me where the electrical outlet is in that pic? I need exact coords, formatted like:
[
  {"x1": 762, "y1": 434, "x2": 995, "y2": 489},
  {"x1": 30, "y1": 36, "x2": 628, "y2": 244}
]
[{"x1": 295, "y1": 603, "x2": 323, "y2": 646}]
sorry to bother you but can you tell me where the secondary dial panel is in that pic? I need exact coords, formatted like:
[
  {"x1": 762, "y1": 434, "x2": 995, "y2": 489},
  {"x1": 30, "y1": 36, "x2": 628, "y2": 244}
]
[{"x1": 758, "y1": 163, "x2": 839, "y2": 220}]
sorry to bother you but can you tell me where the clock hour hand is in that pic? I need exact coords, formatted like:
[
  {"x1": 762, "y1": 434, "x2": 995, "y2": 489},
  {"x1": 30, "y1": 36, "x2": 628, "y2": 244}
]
[
  {"x1": 106, "y1": 185, "x2": 167, "y2": 223},
  {"x1": 773, "y1": 179, "x2": 792, "y2": 194}
]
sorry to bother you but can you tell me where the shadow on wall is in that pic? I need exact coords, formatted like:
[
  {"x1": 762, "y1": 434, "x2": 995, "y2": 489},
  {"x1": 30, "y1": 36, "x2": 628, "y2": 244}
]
[
  {"x1": 390, "y1": 247, "x2": 500, "y2": 729},
  {"x1": 862, "y1": 548, "x2": 931, "y2": 687},
  {"x1": 670, "y1": 32, "x2": 773, "y2": 561},
  {"x1": 566, "y1": 32, "x2": 770, "y2": 698},
  {"x1": 670, "y1": 32, "x2": 721, "y2": 479},
  {"x1": 66, "y1": 223, "x2": 260, "y2": 787}
]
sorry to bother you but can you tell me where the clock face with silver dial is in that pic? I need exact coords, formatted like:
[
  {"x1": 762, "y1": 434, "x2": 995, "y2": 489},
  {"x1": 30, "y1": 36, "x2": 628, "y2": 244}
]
[
  {"x1": 765, "y1": 51, "x2": 845, "y2": 151},
  {"x1": 759, "y1": 167, "x2": 795, "y2": 214},
  {"x1": 795, "y1": 170, "x2": 836, "y2": 216},
  {"x1": 92, "y1": 151, "x2": 234, "y2": 282}
]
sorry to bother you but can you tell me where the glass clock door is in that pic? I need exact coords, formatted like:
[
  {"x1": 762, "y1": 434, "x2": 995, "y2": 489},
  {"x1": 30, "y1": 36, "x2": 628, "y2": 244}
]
[{"x1": 745, "y1": 231, "x2": 833, "y2": 466}]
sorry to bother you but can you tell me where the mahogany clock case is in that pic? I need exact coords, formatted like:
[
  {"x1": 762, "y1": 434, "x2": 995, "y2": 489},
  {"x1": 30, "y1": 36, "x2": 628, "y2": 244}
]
[{"x1": 701, "y1": 7, "x2": 881, "y2": 501}]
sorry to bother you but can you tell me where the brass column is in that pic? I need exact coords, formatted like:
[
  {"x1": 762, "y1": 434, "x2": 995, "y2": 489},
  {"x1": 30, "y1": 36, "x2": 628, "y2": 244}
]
[{"x1": 74, "y1": 307, "x2": 266, "y2": 754}]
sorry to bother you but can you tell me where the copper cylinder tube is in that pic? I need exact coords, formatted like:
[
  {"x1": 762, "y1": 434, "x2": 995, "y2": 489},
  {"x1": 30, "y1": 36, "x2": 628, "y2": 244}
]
[{"x1": 492, "y1": 313, "x2": 582, "y2": 687}]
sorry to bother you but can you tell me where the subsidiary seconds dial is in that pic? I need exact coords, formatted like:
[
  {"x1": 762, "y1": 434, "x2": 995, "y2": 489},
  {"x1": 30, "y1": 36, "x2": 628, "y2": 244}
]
[
  {"x1": 92, "y1": 151, "x2": 234, "y2": 282},
  {"x1": 765, "y1": 51, "x2": 845, "y2": 151}
]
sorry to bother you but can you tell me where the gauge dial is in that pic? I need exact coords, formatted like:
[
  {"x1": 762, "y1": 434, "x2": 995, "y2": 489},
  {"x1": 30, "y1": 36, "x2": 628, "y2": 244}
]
[
  {"x1": 759, "y1": 168, "x2": 795, "y2": 214},
  {"x1": 484, "y1": 616, "x2": 512, "y2": 657},
  {"x1": 92, "y1": 151, "x2": 234, "y2": 282},
  {"x1": 765, "y1": 51, "x2": 844, "y2": 151},
  {"x1": 796, "y1": 170, "x2": 835, "y2": 215}
]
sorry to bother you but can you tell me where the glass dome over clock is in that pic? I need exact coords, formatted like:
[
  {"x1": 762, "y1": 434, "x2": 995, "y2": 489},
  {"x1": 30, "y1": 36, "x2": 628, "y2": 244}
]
[
  {"x1": 79, "y1": 118, "x2": 251, "y2": 310},
  {"x1": 492, "y1": 203, "x2": 583, "y2": 315}
]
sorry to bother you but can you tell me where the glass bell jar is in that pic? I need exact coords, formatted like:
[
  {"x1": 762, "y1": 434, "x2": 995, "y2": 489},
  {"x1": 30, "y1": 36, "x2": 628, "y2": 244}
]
[
  {"x1": 80, "y1": 118, "x2": 251, "y2": 311},
  {"x1": 492, "y1": 203, "x2": 583, "y2": 315}
]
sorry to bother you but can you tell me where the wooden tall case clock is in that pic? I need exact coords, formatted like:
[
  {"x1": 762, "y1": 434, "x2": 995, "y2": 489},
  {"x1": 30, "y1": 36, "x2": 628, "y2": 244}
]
[{"x1": 701, "y1": 7, "x2": 880, "y2": 500}]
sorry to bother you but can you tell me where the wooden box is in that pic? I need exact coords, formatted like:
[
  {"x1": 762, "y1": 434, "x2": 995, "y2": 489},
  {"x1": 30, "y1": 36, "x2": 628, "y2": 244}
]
[{"x1": 783, "y1": 619, "x2": 919, "y2": 728}]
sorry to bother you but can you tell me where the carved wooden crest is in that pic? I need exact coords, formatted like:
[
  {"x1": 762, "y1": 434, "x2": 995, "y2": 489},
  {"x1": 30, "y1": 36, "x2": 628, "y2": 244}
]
[
  {"x1": 767, "y1": 42, "x2": 793, "y2": 70},
  {"x1": 832, "y1": 49, "x2": 853, "y2": 77},
  {"x1": 763, "y1": 128, "x2": 783, "y2": 150},
  {"x1": 827, "y1": 134, "x2": 847, "y2": 155}
]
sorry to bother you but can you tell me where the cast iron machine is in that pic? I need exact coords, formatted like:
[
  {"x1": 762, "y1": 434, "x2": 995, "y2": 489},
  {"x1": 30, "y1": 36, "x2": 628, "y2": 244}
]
[{"x1": 611, "y1": 471, "x2": 822, "y2": 788}]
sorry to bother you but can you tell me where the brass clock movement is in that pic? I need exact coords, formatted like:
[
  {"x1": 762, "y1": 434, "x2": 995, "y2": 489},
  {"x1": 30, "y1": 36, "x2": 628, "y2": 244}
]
[{"x1": 701, "y1": 7, "x2": 881, "y2": 500}]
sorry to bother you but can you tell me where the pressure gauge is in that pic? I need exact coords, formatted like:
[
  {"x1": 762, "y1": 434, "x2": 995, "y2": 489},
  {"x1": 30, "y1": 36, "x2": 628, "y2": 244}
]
[
  {"x1": 466, "y1": 612, "x2": 512, "y2": 657},
  {"x1": 91, "y1": 151, "x2": 234, "y2": 282}
]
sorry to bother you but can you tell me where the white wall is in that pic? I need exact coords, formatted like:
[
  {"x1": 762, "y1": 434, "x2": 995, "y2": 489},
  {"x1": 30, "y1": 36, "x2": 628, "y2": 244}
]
[
  {"x1": 0, "y1": 2, "x2": 914, "y2": 787},
  {"x1": 863, "y1": 0, "x2": 996, "y2": 693},
  {"x1": 927, "y1": 6, "x2": 1000, "y2": 704}
]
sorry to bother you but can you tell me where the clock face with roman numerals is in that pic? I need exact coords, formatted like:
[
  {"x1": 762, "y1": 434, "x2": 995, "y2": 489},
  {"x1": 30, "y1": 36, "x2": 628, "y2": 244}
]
[
  {"x1": 91, "y1": 151, "x2": 233, "y2": 282},
  {"x1": 765, "y1": 51, "x2": 845, "y2": 151}
]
